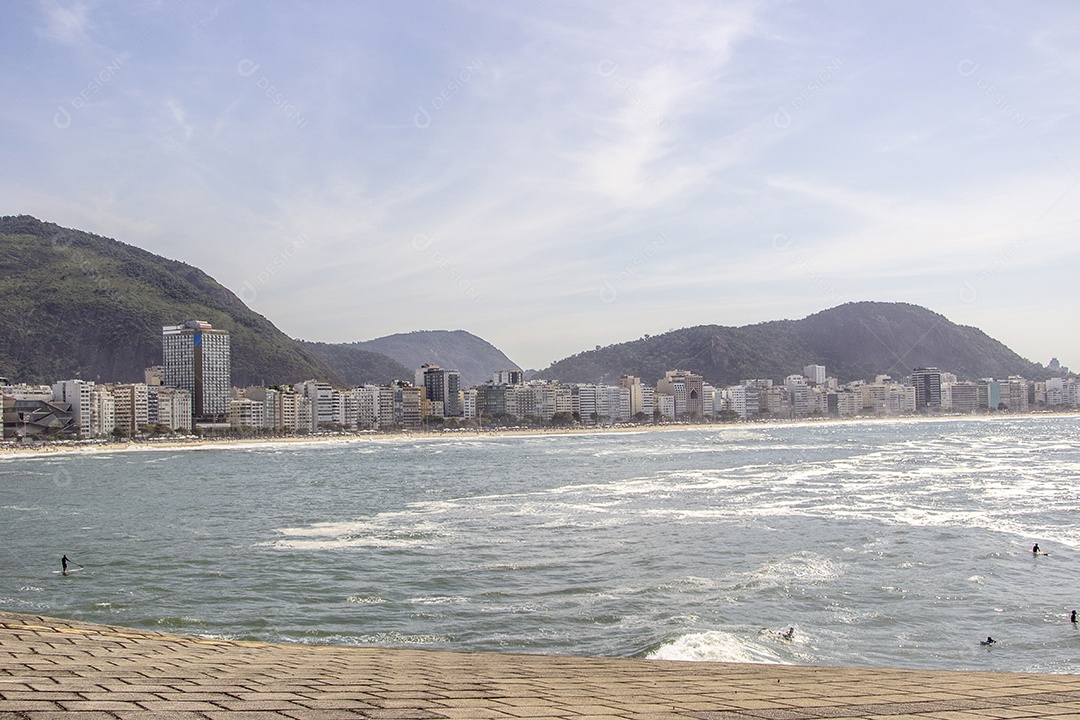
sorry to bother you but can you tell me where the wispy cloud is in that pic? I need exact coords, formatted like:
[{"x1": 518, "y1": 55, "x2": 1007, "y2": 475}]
[{"x1": 2, "y1": 0, "x2": 1079, "y2": 370}]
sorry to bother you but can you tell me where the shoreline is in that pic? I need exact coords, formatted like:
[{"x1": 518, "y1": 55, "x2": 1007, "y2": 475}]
[{"x1": 2, "y1": 410, "x2": 1078, "y2": 459}]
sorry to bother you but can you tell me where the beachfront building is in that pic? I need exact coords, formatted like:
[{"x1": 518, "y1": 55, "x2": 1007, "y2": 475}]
[
  {"x1": 275, "y1": 389, "x2": 301, "y2": 432},
  {"x1": 978, "y1": 379, "x2": 1002, "y2": 411},
  {"x1": 475, "y1": 383, "x2": 510, "y2": 420},
  {"x1": 332, "y1": 387, "x2": 365, "y2": 429},
  {"x1": 162, "y1": 320, "x2": 231, "y2": 422},
  {"x1": 111, "y1": 383, "x2": 149, "y2": 436},
  {"x1": 461, "y1": 387, "x2": 478, "y2": 420},
  {"x1": 948, "y1": 381, "x2": 979, "y2": 413},
  {"x1": 572, "y1": 384, "x2": 630, "y2": 424},
  {"x1": 507, "y1": 381, "x2": 573, "y2": 422},
  {"x1": 791, "y1": 383, "x2": 812, "y2": 417},
  {"x1": 228, "y1": 396, "x2": 265, "y2": 429},
  {"x1": 832, "y1": 389, "x2": 862, "y2": 417},
  {"x1": 1045, "y1": 378, "x2": 1069, "y2": 407},
  {"x1": 620, "y1": 376, "x2": 646, "y2": 418},
  {"x1": 720, "y1": 385, "x2": 748, "y2": 419},
  {"x1": 912, "y1": 367, "x2": 942, "y2": 411},
  {"x1": 52, "y1": 379, "x2": 94, "y2": 435},
  {"x1": 1002, "y1": 376, "x2": 1030, "y2": 413},
  {"x1": 152, "y1": 386, "x2": 192, "y2": 431},
  {"x1": 85, "y1": 386, "x2": 115, "y2": 437},
  {"x1": 2, "y1": 396, "x2": 77, "y2": 440},
  {"x1": 640, "y1": 385, "x2": 656, "y2": 418},
  {"x1": 294, "y1": 380, "x2": 334, "y2": 431},
  {"x1": 656, "y1": 393, "x2": 676, "y2": 421},
  {"x1": 395, "y1": 383, "x2": 424, "y2": 430},
  {"x1": 656, "y1": 370, "x2": 704, "y2": 419},
  {"x1": 418, "y1": 365, "x2": 462, "y2": 417},
  {"x1": 701, "y1": 384, "x2": 716, "y2": 418},
  {"x1": 352, "y1": 385, "x2": 381, "y2": 429}
]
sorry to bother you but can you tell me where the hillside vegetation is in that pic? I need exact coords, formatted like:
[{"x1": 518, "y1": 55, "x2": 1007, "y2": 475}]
[
  {"x1": 538, "y1": 302, "x2": 1053, "y2": 385},
  {"x1": 0, "y1": 216, "x2": 339, "y2": 386}
]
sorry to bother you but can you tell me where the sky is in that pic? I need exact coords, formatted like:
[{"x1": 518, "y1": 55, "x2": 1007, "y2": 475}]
[{"x1": 2, "y1": 1, "x2": 1078, "y2": 372}]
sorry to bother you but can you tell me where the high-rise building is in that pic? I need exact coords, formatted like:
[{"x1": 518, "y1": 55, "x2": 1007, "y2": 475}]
[
  {"x1": 152, "y1": 386, "x2": 192, "y2": 431},
  {"x1": 419, "y1": 365, "x2": 461, "y2": 417},
  {"x1": 52, "y1": 379, "x2": 94, "y2": 435},
  {"x1": 110, "y1": 383, "x2": 149, "y2": 435},
  {"x1": 89, "y1": 386, "x2": 116, "y2": 436},
  {"x1": 803, "y1": 365, "x2": 827, "y2": 385},
  {"x1": 294, "y1": 380, "x2": 334, "y2": 431},
  {"x1": 978, "y1": 379, "x2": 1001, "y2": 411},
  {"x1": 162, "y1": 321, "x2": 231, "y2": 421},
  {"x1": 656, "y1": 370, "x2": 704, "y2": 419},
  {"x1": 493, "y1": 369, "x2": 524, "y2": 385},
  {"x1": 912, "y1": 367, "x2": 942, "y2": 410},
  {"x1": 620, "y1": 375, "x2": 645, "y2": 417}
]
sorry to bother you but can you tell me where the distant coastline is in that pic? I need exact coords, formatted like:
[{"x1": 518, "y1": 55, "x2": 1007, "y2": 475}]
[{"x1": 3, "y1": 411, "x2": 1077, "y2": 459}]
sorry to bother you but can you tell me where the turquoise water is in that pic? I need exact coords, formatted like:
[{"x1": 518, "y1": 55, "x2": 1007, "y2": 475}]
[{"x1": 3, "y1": 415, "x2": 1080, "y2": 673}]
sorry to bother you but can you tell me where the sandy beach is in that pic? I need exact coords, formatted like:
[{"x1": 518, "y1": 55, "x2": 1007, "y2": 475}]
[{"x1": 2, "y1": 411, "x2": 1075, "y2": 460}]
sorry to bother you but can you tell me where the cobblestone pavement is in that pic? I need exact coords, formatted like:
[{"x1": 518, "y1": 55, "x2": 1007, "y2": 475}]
[{"x1": 3, "y1": 611, "x2": 1080, "y2": 719}]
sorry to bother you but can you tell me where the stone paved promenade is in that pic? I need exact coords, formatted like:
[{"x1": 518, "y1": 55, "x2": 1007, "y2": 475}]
[{"x1": 4, "y1": 612, "x2": 1080, "y2": 720}]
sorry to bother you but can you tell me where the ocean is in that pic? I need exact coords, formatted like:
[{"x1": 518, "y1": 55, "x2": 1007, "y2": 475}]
[{"x1": 3, "y1": 414, "x2": 1080, "y2": 674}]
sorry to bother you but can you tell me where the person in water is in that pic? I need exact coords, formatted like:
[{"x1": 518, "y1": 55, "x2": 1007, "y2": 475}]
[
  {"x1": 981, "y1": 636, "x2": 996, "y2": 645},
  {"x1": 781, "y1": 627, "x2": 795, "y2": 641},
  {"x1": 1071, "y1": 610, "x2": 1077, "y2": 624},
  {"x1": 1033, "y1": 543, "x2": 1041, "y2": 554}
]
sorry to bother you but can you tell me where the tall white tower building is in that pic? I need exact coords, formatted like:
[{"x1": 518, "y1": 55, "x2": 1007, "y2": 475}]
[{"x1": 162, "y1": 320, "x2": 231, "y2": 421}]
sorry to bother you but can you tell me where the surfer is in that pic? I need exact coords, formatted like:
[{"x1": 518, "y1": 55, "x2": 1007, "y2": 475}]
[
  {"x1": 781, "y1": 627, "x2": 795, "y2": 641},
  {"x1": 981, "y1": 636, "x2": 996, "y2": 646},
  {"x1": 61, "y1": 555, "x2": 70, "y2": 575},
  {"x1": 1033, "y1": 543, "x2": 1041, "y2": 554},
  {"x1": 1071, "y1": 610, "x2": 1077, "y2": 624}
]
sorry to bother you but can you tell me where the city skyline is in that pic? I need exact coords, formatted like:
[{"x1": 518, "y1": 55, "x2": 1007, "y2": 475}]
[{"x1": 1, "y1": 2, "x2": 1078, "y2": 370}]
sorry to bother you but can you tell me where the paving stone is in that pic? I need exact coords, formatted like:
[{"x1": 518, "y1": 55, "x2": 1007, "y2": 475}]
[{"x1": 9, "y1": 611, "x2": 1080, "y2": 720}]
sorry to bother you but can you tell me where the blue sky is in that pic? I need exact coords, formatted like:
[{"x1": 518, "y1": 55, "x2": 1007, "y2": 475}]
[{"x1": 2, "y1": 1, "x2": 1078, "y2": 372}]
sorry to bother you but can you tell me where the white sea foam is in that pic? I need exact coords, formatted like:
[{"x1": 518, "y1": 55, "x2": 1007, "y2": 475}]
[
  {"x1": 271, "y1": 516, "x2": 449, "y2": 549},
  {"x1": 748, "y1": 552, "x2": 841, "y2": 588},
  {"x1": 407, "y1": 595, "x2": 468, "y2": 605},
  {"x1": 647, "y1": 630, "x2": 786, "y2": 663}
]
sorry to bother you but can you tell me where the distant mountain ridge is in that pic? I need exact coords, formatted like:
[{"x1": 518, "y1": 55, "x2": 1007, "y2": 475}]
[
  {"x1": 537, "y1": 302, "x2": 1058, "y2": 386},
  {"x1": 297, "y1": 341, "x2": 412, "y2": 386},
  {"x1": 1, "y1": 217, "x2": 1060, "y2": 393},
  {"x1": 346, "y1": 330, "x2": 520, "y2": 387},
  {"x1": 0, "y1": 215, "x2": 347, "y2": 386}
]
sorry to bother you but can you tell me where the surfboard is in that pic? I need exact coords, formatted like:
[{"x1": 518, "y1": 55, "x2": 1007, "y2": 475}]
[{"x1": 53, "y1": 567, "x2": 84, "y2": 574}]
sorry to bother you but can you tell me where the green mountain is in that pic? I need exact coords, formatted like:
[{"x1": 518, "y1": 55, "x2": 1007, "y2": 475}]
[
  {"x1": 297, "y1": 341, "x2": 412, "y2": 386},
  {"x1": 0, "y1": 215, "x2": 340, "y2": 386},
  {"x1": 348, "y1": 330, "x2": 520, "y2": 387},
  {"x1": 537, "y1": 302, "x2": 1056, "y2": 386}
]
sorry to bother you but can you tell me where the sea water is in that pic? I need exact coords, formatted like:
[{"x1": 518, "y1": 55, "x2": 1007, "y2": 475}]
[{"x1": 3, "y1": 415, "x2": 1080, "y2": 674}]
